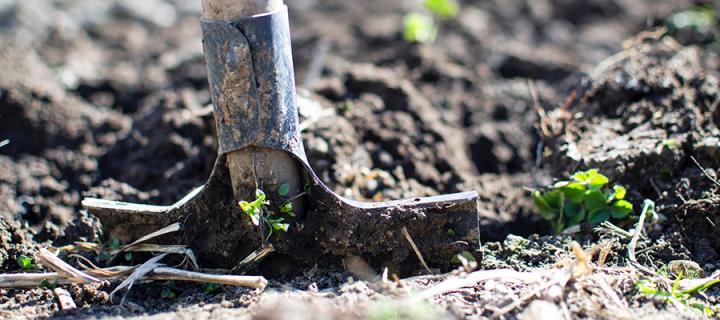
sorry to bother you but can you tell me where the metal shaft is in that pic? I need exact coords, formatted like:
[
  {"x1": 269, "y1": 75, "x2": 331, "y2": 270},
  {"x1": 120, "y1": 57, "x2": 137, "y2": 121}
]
[{"x1": 201, "y1": 0, "x2": 304, "y2": 214}]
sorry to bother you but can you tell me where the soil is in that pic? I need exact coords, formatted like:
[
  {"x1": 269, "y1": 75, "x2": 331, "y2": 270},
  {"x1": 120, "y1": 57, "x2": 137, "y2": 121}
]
[{"x1": 1, "y1": 0, "x2": 719, "y2": 319}]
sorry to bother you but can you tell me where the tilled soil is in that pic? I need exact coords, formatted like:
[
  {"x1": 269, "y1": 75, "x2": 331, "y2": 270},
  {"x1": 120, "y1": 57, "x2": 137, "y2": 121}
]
[{"x1": 1, "y1": 0, "x2": 719, "y2": 319}]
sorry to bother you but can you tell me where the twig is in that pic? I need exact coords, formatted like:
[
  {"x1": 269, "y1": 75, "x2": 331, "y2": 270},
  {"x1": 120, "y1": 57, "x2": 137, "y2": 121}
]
[
  {"x1": 37, "y1": 249, "x2": 99, "y2": 284},
  {"x1": 53, "y1": 288, "x2": 77, "y2": 311},
  {"x1": 233, "y1": 244, "x2": 275, "y2": 273},
  {"x1": 114, "y1": 223, "x2": 181, "y2": 257},
  {"x1": 146, "y1": 267, "x2": 268, "y2": 288},
  {"x1": 415, "y1": 269, "x2": 549, "y2": 300},
  {"x1": 690, "y1": 156, "x2": 720, "y2": 188},
  {"x1": 111, "y1": 253, "x2": 168, "y2": 303},
  {"x1": 528, "y1": 80, "x2": 551, "y2": 138},
  {"x1": 401, "y1": 227, "x2": 432, "y2": 274},
  {"x1": 628, "y1": 200, "x2": 656, "y2": 275},
  {"x1": 0, "y1": 139, "x2": 8, "y2": 148},
  {"x1": 0, "y1": 266, "x2": 267, "y2": 290},
  {"x1": 596, "y1": 276, "x2": 632, "y2": 318}
]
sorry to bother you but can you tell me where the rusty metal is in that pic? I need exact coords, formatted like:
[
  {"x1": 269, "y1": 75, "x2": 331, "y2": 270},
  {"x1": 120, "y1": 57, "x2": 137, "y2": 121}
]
[{"x1": 82, "y1": 6, "x2": 480, "y2": 270}]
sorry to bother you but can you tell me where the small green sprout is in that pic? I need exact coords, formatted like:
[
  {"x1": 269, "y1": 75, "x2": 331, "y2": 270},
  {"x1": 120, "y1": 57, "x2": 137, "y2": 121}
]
[
  {"x1": 446, "y1": 228, "x2": 456, "y2": 237},
  {"x1": 277, "y1": 184, "x2": 290, "y2": 197},
  {"x1": 40, "y1": 279, "x2": 56, "y2": 290},
  {"x1": 668, "y1": 6, "x2": 716, "y2": 34},
  {"x1": 239, "y1": 189, "x2": 267, "y2": 226},
  {"x1": 239, "y1": 189, "x2": 291, "y2": 240},
  {"x1": 203, "y1": 282, "x2": 221, "y2": 294},
  {"x1": 637, "y1": 272, "x2": 720, "y2": 316},
  {"x1": 17, "y1": 254, "x2": 35, "y2": 271},
  {"x1": 402, "y1": 13, "x2": 437, "y2": 44},
  {"x1": 160, "y1": 287, "x2": 176, "y2": 299},
  {"x1": 124, "y1": 252, "x2": 133, "y2": 261},
  {"x1": 280, "y1": 201, "x2": 294, "y2": 216},
  {"x1": 451, "y1": 251, "x2": 476, "y2": 264},
  {"x1": 402, "y1": 0, "x2": 459, "y2": 44},
  {"x1": 423, "y1": 0, "x2": 459, "y2": 18},
  {"x1": 662, "y1": 139, "x2": 679, "y2": 149},
  {"x1": 533, "y1": 169, "x2": 633, "y2": 233},
  {"x1": 107, "y1": 238, "x2": 120, "y2": 250}
]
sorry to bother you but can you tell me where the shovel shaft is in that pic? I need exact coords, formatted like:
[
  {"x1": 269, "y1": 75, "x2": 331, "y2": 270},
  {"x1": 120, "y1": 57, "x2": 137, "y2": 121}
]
[
  {"x1": 202, "y1": 0, "x2": 283, "y2": 19},
  {"x1": 201, "y1": 0, "x2": 304, "y2": 214}
]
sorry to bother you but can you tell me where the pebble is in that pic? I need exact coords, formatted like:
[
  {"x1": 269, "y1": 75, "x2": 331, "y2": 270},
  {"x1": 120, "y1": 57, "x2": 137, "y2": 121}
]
[{"x1": 518, "y1": 300, "x2": 563, "y2": 320}]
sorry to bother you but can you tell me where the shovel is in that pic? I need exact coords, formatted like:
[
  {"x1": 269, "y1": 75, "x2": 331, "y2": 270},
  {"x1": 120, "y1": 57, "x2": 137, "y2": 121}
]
[{"x1": 82, "y1": 0, "x2": 480, "y2": 272}]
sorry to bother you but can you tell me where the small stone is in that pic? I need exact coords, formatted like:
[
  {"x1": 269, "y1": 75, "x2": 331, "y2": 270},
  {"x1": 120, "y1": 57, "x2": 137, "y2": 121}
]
[
  {"x1": 518, "y1": 300, "x2": 563, "y2": 320},
  {"x1": 667, "y1": 260, "x2": 704, "y2": 278}
]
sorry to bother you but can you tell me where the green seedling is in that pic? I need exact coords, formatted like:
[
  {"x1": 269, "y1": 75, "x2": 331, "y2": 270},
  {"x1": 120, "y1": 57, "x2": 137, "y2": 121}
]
[
  {"x1": 668, "y1": 6, "x2": 716, "y2": 34},
  {"x1": 239, "y1": 189, "x2": 291, "y2": 241},
  {"x1": 423, "y1": 0, "x2": 459, "y2": 18},
  {"x1": 40, "y1": 279, "x2": 57, "y2": 290},
  {"x1": 402, "y1": 0, "x2": 459, "y2": 44},
  {"x1": 160, "y1": 287, "x2": 176, "y2": 299},
  {"x1": 280, "y1": 201, "x2": 294, "y2": 216},
  {"x1": 662, "y1": 139, "x2": 679, "y2": 149},
  {"x1": 16, "y1": 254, "x2": 35, "y2": 271},
  {"x1": 446, "y1": 228, "x2": 456, "y2": 237},
  {"x1": 160, "y1": 281, "x2": 177, "y2": 299},
  {"x1": 533, "y1": 169, "x2": 633, "y2": 233},
  {"x1": 450, "y1": 251, "x2": 476, "y2": 264},
  {"x1": 107, "y1": 238, "x2": 120, "y2": 250},
  {"x1": 203, "y1": 282, "x2": 221, "y2": 294},
  {"x1": 403, "y1": 13, "x2": 437, "y2": 44},
  {"x1": 277, "y1": 183, "x2": 290, "y2": 197},
  {"x1": 637, "y1": 272, "x2": 720, "y2": 316}
]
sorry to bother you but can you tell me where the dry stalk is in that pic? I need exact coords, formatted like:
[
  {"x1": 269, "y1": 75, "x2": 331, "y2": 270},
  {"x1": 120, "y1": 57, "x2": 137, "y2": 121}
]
[
  {"x1": 690, "y1": 156, "x2": 720, "y2": 188},
  {"x1": 401, "y1": 227, "x2": 432, "y2": 274},
  {"x1": 36, "y1": 248, "x2": 99, "y2": 284},
  {"x1": 111, "y1": 253, "x2": 169, "y2": 303},
  {"x1": 0, "y1": 265, "x2": 268, "y2": 290}
]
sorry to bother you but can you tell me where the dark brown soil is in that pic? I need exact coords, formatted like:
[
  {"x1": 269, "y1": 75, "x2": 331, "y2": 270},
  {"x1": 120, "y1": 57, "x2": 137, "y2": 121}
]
[{"x1": 1, "y1": 0, "x2": 719, "y2": 318}]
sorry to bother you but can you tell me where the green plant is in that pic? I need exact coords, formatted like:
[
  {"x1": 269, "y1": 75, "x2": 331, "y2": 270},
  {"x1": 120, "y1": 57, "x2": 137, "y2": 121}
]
[
  {"x1": 239, "y1": 189, "x2": 291, "y2": 240},
  {"x1": 40, "y1": 279, "x2": 56, "y2": 290},
  {"x1": 203, "y1": 282, "x2": 221, "y2": 294},
  {"x1": 16, "y1": 254, "x2": 35, "y2": 271},
  {"x1": 277, "y1": 183, "x2": 290, "y2": 197},
  {"x1": 160, "y1": 287, "x2": 176, "y2": 299},
  {"x1": 450, "y1": 251, "x2": 476, "y2": 264},
  {"x1": 402, "y1": 0, "x2": 459, "y2": 44},
  {"x1": 533, "y1": 169, "x2": 633, "y2": 233},
  {"x1": 637, "y1": 272, "x2": 719, "y2": 316},
  {"x1": 423, "y1": 0, "x2": 459, "y2": 18},
  {"x1": 403, "y1": 13, "x2": 437, "y2": 44},
  {"x1": 668, "y1": 6, "x2": 716, "y2": 34}
]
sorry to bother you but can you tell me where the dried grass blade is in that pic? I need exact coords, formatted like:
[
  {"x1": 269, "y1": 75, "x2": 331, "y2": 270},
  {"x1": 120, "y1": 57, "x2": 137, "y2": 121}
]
[
  {"x1": 110, "y1": 253, "x2": 169, "y2": 304},
  {"x1": 37, "y1": 249, "x2": 99, "y2": 284}
]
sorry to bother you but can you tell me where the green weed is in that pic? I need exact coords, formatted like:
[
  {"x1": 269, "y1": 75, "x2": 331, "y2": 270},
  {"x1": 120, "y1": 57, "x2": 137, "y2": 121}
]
[
  {"x1": 668, "y1": 6, "x2": 716, "y2": 34},
  {"x1": 637, "y1": 272, "x2": 719, "y2": 316},
  {"x1": 402, "y1": 0, "x2": 459, "y2": 44},
  {"x1": 16, "y1": 254, "x2": 35, "y2": 271},
  {"x1": 239, "y1": 189, "x2": 291, "y2": 241},
  {"x1": 203, "y1": 282, "x2": 221, "y2": 294},
  {"x1": 533, "y1": 169, "x2": 633, "y2": 233},
  {"x1": 403, "y1": 13, "x2": 437, "y2": 44}
]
